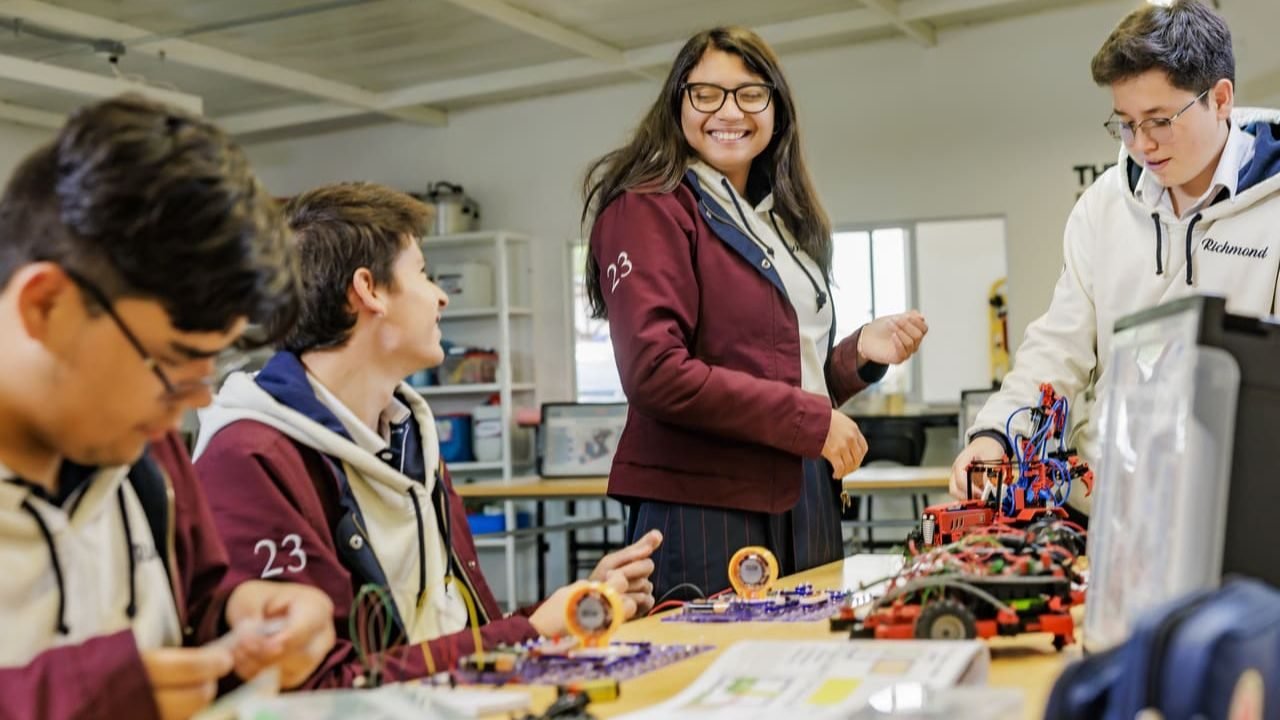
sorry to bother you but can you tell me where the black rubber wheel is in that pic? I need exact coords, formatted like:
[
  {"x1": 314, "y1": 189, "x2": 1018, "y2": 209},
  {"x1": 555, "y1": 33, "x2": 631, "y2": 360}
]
[
  {"x1": 850, "y1": 624, "x2": 875, "y2": 639},
  {"x1": 1053, "y1": 634, "x2": 1068, "y2": 651},
  {"x1": 914, "y1": 599, "x2": 978, "y2": 640}
]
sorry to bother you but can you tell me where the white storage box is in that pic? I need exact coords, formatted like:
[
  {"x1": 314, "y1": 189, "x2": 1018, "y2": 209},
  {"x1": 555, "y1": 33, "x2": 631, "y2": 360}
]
[
  {"x1": 472, "y1": 405, "x2": 503, "y2": 462},
  {"x1": 434, "y1": 261, "x2": 493, "y2": 310}
]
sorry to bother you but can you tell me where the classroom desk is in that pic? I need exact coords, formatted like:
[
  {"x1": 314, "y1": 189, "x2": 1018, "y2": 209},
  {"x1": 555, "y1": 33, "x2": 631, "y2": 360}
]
[
  {"x1": 456, "y1": 477, "x2": 621, "y2": 601},
  {"x1": 525, "y1": 554, "x2": 1070, "y2": 719},
  {"x1": 841, "y1": 466, "x2": 951, "y2": 549},
  {"x1": 455, "y1": 465, "x2": 952, "y2": 501},
  {"x1": 841, "y1": 465, "x2": 951, "y2": 493},
  {"x1": 456, "y1": 468, "x2": 952, "y2": 599},
  {"x1": 455, "y1": 476, "x2": 609, "y2": 500}
]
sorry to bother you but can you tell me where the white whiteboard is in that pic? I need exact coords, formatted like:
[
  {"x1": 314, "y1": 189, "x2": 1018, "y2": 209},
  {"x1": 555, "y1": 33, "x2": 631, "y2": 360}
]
[{"x1": 915, "y1": 218, "x2": 1007, "y2": 404}]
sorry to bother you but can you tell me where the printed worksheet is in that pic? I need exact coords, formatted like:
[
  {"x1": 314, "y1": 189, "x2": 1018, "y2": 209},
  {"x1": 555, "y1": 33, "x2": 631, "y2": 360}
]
[{"x1": 617, "y1": 640, "x2": 988, "y2": 720}]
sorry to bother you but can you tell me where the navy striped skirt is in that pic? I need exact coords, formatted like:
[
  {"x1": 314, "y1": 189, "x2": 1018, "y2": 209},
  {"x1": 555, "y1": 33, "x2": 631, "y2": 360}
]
[{"x1": 624, "y1": 457, "x2": 845, "y2": 603}]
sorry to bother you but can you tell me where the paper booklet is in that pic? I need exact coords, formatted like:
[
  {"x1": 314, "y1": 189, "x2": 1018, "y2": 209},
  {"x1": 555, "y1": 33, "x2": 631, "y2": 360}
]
[
  {"x1": 617, "y1": 639, "x2": 989, "y2": 720},
  {"x1": 201, "y1": 682, "x2": 531, "y2": 720}
]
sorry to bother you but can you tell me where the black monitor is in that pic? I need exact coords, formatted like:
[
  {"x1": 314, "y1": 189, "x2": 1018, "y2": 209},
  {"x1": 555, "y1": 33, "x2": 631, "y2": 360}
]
[{"x1": 537, "y1": 402, "x2": 627, "y2": 478}]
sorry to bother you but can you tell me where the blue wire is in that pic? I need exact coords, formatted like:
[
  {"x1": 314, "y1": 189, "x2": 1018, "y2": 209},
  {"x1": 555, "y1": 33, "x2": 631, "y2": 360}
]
[
  {"x1": 1003, "y1": 407, "x2": 1033, "y2": 454},
  {"x1": 1054, "y1": 397, "x2": 1071, "y2": 453},
  {"x1": 1048, "y1": 458, "x2": 1072, "y2": 506},
  {"x1": 1048, "y1": 395, "x2": 1073, "y2": 504},
  {"x1": 1025, "y1": 417, "x2": 1052, "y2": 483},
  {"x1": 1029, "y1": 421, "x2": 1051, "y2": 459},
  {"x1": 1000, "y1": 393, "x2": 1078, "y2": 513},
  {"x1": 999, "y1": 394, "x2": 1078, "y2": 513},
  {"x1": 1004, "y1": 407, "x2": 1035, "y2": 502},
  {"x1": 1049, "y1": 458, "x2": 1070, "y2": 504}
]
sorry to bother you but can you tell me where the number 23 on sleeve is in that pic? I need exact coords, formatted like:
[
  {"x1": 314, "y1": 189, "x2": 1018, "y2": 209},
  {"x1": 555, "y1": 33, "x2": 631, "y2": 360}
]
[
  {"x1": 606, "y1": 252, "x2": 633, "y2": 293},
  {"x1": 253, "y1": 534, "x2": 307, "y2": 578}
]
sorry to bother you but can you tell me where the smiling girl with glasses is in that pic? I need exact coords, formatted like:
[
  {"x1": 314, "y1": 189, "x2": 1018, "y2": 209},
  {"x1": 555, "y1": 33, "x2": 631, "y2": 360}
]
[{"x1": 581, "y1": 26, "x2": 928, "y2": 602}]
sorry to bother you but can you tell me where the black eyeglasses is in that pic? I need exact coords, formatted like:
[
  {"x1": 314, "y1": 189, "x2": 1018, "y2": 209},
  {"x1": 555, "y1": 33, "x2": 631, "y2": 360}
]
[
  {"x1": 1104, "y1": 89, "x2": 1210, "y2": 145},
  {"x1": 62, "y1": 267, "x2": 207, "y2": 399},
  {"x1": 681, "y1": 82, "x2": 775, "y2": 114}
]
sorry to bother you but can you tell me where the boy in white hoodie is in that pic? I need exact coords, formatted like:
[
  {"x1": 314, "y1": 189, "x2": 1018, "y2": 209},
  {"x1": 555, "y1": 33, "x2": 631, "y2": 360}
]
[
  {"x1": 953, "y1": 0, "x2": 1280, "y2": 513},
  {"x1": 0, "y1": 95, "x2": 335, "y2": 720}
]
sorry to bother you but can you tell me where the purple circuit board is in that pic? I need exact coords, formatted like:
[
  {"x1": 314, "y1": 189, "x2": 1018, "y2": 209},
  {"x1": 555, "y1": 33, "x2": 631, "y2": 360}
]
[
  {"x1": 452, "y1": 641, "x2": 713, "y2": 686},
  {"x1": 663, "y1": 584, "x2": 852, "y2": 623}
]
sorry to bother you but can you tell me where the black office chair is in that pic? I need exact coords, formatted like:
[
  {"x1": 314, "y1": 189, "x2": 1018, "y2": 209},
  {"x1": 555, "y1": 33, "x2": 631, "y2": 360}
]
[
  {"x1": 861, "y1": 418, "x2": 928, "y2": 466},
  {"x1": 959, "y1": 388, "x2": 998, "y2": 450},
  {"x1": 567, "y1": 499, "x2": 624, "y2": 580},
  {"x1": 842, "y1": 417, "x2": 928, "y2": 550}
]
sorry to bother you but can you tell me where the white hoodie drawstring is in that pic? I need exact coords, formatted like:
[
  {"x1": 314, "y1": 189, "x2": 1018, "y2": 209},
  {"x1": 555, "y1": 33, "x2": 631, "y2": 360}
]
[
  {"x1": 1151, "y1": 213, "x2": 1164, "y2": 276},
  {"x1": 1185, "y1": 213, "x2": 1203, "y2": 285},
  {"x1": 19, "y1": 500, "x2": 69, "y2": 635}
]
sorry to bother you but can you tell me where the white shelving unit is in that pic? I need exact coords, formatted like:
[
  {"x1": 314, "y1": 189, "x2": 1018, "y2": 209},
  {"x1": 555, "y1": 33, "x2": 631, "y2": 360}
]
[
  {"x1": 446, "y1": 460, "x2": 506, "y2": 473},
  {"x1": 420, "y1": 230, "x2": 536, "y2": 611},
  {"x1": 439, "y1": 307, "x2": 533, "y2": 319},
  {"x1": 414, "y1": 382, "x2": 536, "y2": 397}
]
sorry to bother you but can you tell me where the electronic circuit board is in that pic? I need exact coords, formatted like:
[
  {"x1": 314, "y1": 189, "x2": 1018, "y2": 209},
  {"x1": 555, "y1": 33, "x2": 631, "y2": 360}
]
[
  {"x1": 662, "y1": 584, "x2": 857, "y2": 623},
  {"x1": 453, "y1": 639, "x2": 713, "y2": 685}
]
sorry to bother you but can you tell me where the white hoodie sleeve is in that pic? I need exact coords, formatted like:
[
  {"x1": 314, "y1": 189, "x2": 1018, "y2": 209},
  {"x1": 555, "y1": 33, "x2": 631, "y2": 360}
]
[{"x1": 968, "y1": 193, "x2": 1099, "y2": 443}]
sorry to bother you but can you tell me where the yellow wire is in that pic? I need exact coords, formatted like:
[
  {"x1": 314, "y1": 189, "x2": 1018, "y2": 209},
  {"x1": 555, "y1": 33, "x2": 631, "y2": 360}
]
[
  {"x1": 420, "y1": 635, "x2": 437, "y2": 676},
  {"x1": 417, "y1": 587, "x2": 438, "y2": 676},
  {"x1": 451, "y1": 575, "x2": 484, "y2": 660},
  {"x1": 418, "y1": 575, "x2": 484, "y2": 676}
]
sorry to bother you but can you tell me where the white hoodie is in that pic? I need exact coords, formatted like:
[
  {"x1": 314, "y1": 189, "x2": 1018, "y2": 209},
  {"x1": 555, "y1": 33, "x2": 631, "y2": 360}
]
[
  {"x1": 970, "y1": 108, "x2": 1280, "y2": 512},
  {"x1": 0, "y1": 465, "x2": 181, "y2": 666},
  {"x1": 688, "y1": 160, "x2": 834, "y2": 398},
  {"x1": 194, "y1": 373, "x2": 468, "y2": 642}
]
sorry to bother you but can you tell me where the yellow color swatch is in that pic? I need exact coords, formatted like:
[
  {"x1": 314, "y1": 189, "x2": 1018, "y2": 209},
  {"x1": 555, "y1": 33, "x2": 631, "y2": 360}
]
[{"x1": 807, "y1": 678, "x2": 862, "y2": 706}]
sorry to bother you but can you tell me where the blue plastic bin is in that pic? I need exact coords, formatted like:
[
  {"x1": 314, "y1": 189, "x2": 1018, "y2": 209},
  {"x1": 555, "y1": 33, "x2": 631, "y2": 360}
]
[
  {"x1": 466, "y1": 511, "x2": 533, "y2": 535},
  {"x1": 437, "y1": 413, "x2": 473, "y2": 463},
  {"x1": 467, "y1": 514, "x2": 504, "y2": 535}
]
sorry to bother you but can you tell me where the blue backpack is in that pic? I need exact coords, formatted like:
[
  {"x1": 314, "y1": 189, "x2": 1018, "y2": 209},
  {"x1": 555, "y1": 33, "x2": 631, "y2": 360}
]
[{"x1": 1046, "y1": 579, "x2": 1280, "y2": 720}]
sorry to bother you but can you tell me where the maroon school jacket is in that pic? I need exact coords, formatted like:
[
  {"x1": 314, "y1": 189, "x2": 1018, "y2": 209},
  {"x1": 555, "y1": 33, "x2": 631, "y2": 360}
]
[
  {"x1": 592, "y1": 181, "x2": 874, "y2": 514},
  {"x1": 194, "y1": 420, "x2": 540, "y2": 689},
  {"x1": 0, "y1": 433, "x2": 235, "y2": 720}
]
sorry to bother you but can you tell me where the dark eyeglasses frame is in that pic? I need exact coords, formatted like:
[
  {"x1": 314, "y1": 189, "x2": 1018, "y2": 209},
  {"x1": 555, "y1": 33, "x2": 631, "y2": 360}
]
[
  {"x1": 1104, "y1": 88, "x2": 1211, "y2": 144},
  {"x1": 681, "y1": 82, "x2": 776, "y2": 114},
  {"x1": 61, "y1": 267, "x2": 181, "y2": 397}
]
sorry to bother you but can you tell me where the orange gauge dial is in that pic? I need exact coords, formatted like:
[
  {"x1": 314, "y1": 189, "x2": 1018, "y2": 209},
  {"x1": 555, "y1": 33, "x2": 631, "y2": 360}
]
[
  {"x1": 728, "y1": 546, "x2": 779, "y2": 599},
  {"x1": 563, "y1": 581, "x2": 624, "y2": 648}
]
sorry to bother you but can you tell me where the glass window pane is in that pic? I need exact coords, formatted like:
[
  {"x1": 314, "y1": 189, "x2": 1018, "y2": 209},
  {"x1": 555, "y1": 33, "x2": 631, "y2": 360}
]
[
  {"x1": 575, "y1": 226, "x2": 917, "y2": 402},
  {"x1": 572, "y1": 244, "x2": 626, "y2": 402},
  {"x1": 830, "y1": 231, "x2": 872, "y2": 343},
  {"x1": 871, "y1": 228, "x2": 909, "y2": 317},
  {"x1": 871, "y1": 227, "x2": 913, "y2": 394}
]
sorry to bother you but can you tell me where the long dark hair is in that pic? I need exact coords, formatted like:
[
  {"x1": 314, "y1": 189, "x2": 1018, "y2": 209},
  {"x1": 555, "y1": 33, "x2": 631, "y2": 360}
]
[{"x1": 581, "y1": 26, "x2": 831, "y2": 319}]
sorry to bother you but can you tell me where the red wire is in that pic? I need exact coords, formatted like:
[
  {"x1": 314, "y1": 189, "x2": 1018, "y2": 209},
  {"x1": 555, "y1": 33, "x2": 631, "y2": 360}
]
[
  {"x1": 648, "y1": 600, "x2": 687, "y2": 616},
  {"x1": 357, "y1": 595, "x2": 372, "y2": 682}
]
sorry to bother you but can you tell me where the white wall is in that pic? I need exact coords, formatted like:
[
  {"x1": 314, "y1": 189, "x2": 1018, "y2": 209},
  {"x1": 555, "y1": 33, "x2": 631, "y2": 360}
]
[
  {"x1": 244, "y1": 0, "x2": 1280, "y2": 404},
  {"x1": 246, "y1": 84, "x2": 655, "y2": 403},
  {"x1": 916, "y1": 218, "x2": 1007, "y2": 404},
  {"x1": 0, "y1": 123, "x2": 54, "y2": 180}
]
